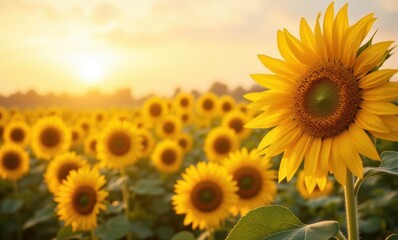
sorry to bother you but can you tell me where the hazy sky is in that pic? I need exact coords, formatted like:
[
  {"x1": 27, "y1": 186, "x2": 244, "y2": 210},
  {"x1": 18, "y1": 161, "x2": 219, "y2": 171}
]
[{"x1": 1, "y1": 0, "x2": 397, "y2": 97}]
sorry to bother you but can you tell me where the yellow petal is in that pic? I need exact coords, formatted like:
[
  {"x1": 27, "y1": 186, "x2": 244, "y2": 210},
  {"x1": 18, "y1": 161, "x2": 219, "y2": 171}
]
[
  {"x1": 316, "y1": 138, "x2": 332, "y2": 179},
  {"x1": 304, "y1": 137, "x2": 321, "y2": 177},
  {"x1": 314, "y1": 12, "x2": 328, "y2": 62},
  {"x1": 354, "y1": 41, "x2": 394, "y2": 78},
  {"x1": 355, "y1": 109, "x2": 389, "y2": 133},
  {"x1": 330, "y1": 136, "x2": 347, "y2": 185},
  {"x1": 370, "y1": 130, "x2": 398, "y2": 142},
  {"x1": 323, "y1": 2, "x2": 335, "y2": 59},
  {"x1": 250, "y1": 73, "x2": 295, "y2": 90},
  {"x1": 332, "y1": 3, "x2": 349, "y2": 60},
  {"x1": 284, "y1": 28, "x2": 318, "y2": 66},
  {"x1": 300, "y1": 17, "x2": 316, "y2": 53},
  {"x1": 338, "y1": 131, "x2": 364, "y2": 178},
  {"x1": 278, "y1": 154, "x2": 289, "y2": 182},
  {"x1": 315, "y1": 176, "x2": 328, "y2": 191},
  {"x1": 277, "y1": 30, "x2": 303, "y2": 69},
  {"x1": 348, "y1": 123, "x2": 380, "y2": 161},
  {"x1": 304, "y1": 175, "x2": 318, "y2": 193},
  {"x1": 286, "y1": 134, "x2": 312, "y2": 181},
  {"x1": 360, "y1": 101, "x2": 398, "y2": 115},
  {"x1": 358, "y1": 69, "x2": 398, "y2": 89},
  {"x1": 361, "y1": 82, "x2": 398, "y2": 101},
  {"x1": 380, "y1": 115, "x2": 398, "y2": 132},
  {"x1": 246, "y1": 90, "x2": 293, "y2": 110},
  {"x1": 245, "y1": 109, "x2": 292, "y2": 129},
  {"x1": 258, "y1": 55, "x2": 300, "y2": 78}
]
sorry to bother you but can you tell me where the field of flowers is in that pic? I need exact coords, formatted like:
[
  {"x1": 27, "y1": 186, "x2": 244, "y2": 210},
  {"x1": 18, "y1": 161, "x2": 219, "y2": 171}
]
[{"x1": 0, "y1": 90, "x2": 398, "y2": 240}]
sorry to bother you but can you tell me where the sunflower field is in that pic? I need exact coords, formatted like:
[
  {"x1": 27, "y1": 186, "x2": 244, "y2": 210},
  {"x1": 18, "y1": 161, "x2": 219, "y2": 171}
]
[{"x1": 2, "y1": 2, "x2": 398, "y2": 240}]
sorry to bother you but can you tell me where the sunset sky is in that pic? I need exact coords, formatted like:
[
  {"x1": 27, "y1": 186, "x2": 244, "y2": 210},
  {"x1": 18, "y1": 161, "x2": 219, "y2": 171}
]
[{"x1": 1, "y1": 0, "x2": 397, "y2": 98}]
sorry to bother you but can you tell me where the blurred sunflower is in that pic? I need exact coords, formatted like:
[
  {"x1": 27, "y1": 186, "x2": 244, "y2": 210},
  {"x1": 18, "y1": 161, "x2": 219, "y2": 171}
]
[
  {"x1": 70, "y1": 126, "x2": 84, "y2": 147},
  {"x1": 143, "y1": 96, "x2": 169, "y2": 123},
  {"x1": 172, "y1": 162, "x2": 237, "y2": 230},
  {"x1": 0, "y1": 143, "x2": 29, "y2": 181},
  {"x1": 132, "y1": 116, "x2": 152, "y2": 130},
  {"x1": 204, "y1": 127, "x2": 239, "y2": 163},
  {"x1": 173, "y1": 92, "x2": 195, "y2": 111},
  {"x1": 218, "y1": 95, "x2": 236, "y2": 115},
  {"x1": 137, "y1": 129, "x2": 155, "y2": 157},
  {"x1": 245, "y1": 2, "x2": 397, "y2": 190},
  {"x1": 0, "y1": 107, "x2": 9, "y2": 124},
  {"x1": 221, "y1": 110, "x2": 251, "y2": 139},
  {"x1": 156, "y1": 115, "x2": 182, "y2": 139},
  {"x1": 296, "y1": 171, "x2": 334, "y2": 199},
  {"x1": 97, "y1": 120, "x2": 142, "y2": 169},
  {"x1": 3, "y1": 120, "x2": 30, "y2": 147},
  {"x1": 76, "y1": 117, "x2": 93, "y2": 137},
  {"x1": 151, "y1": 139, "x2": 183, "y2": 174},
  {"x1": 44, "y1": 151, "x2": 87, "y2": 193},
  {"x1": 175, "y1": 132, "x2": 193, "y2": 154},
  {"x1": 223, "y1": 148, "x2": 277, "y2": 216},
  {"x1": 195, "y1": 92, "x2": 219, "y2": 117},
  {"x1": 84, "y1": 133, "x2": 99, "y2": 157},
  {"x1": 55, "y1": 167, "x2": 108, "y2": 232},
  {"x1": 176, "y1": 110, "x2": 193, "y2": 126},
  {"x1": 31, "y1": 116, "x2": 71, "y2": 160}
]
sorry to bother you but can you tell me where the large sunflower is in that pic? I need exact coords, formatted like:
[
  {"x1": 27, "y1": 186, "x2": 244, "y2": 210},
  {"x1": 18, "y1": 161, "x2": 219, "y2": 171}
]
[
  {"x1": 246, "y1": 2, "x2": 397, "y2": 190},
  {"x1": 151, "y1": 139, "x2": 183, "y2": 174},
  {"x1": 204, "y1": 127, "x2": 239, "y2": 163},
  {"x1": 97, "y1": 120, "x2": 142, "y2": 169},
  {"x1": 172, "y1": 162, "x2": 238, "y2": 230},
  {"x1": 44, "y1": 151, "x2": 87, "y2": 194},
  {"x1": 31, "y1": 116, "x2": 71, "y2": 160},
  {"x1": 3, "y1": 120, "x2": 30, "y2": 147},
  {"x1": 222, "y1": 148, "x2": 277, "y2": 216},
  {"x1": 55, "y1": 167, "x2": 108, "y2": 232},
  {"x1": 0, "y1": 143, "x2": 29, "y2": 181}
]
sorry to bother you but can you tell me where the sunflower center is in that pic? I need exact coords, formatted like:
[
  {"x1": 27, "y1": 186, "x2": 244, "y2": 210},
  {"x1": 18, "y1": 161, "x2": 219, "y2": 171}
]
[
  {"x1": 108, "y1": 132, "x2": 131, "y2": 156},
  {"x1": 214, "y1": 136, "x2": 231, "y2": 154},
  {"x1": 40, "y1": 127, "x2": 61, "y2": 148},
  {"x1": 72, "y1": 131, "x2": 79, "y2": 141},
  {"x1": 229, "y1": 118, "x2": 243, "y2": 134},
  {"x1": 222, "y1": 102, "x2": 232, "y2": 112},
  {"x1": 163, "y1": 122, "x2": 175, "y2": 134},
  {"x1": 90, "y1": 140, "x2": 97, "y2": 152},
  {"x1": 161, "y1": 149, "x2": 176, "y2": 165},
  {"x1": 97, "y1": 114, "x2": 103, "y2": 121},
  {"x1": 178, "y1": 138, "x2": 187, "y2": 149},
  {"x1": 2, "y1": 152, "x2": 21, "y2": 170},
  {"x1": 57, "y1": 163, "x2": 79, "y2": 183},
  {"x1": 149, "y1": 104, "x2": 162, "y2": 117},
  {"x1": 295, "y1": 63, "x2": 361, "y2": 138},
  {"x1": 82, "y1": 123, "x2": 89, "y2": 132},
  {"x1": 191, "y1": 181, "x2": 223, "y2": 212},
  {"x1": 203, "y1": 99, "x2": 214, "y2": 111},
  {"x1": 11, "y1": 128, "x2": 25, "y2": 142},
  {"x1": 73, "y1": 186, "x2": 97, "y2": 215},
  {"x1": 180, "y1": 98, "x2": 189, "y2": 107},
  {"x1": 141, "y1": 136, "x2": 148, "y2": 151},
  {"x1": 181, "y1": 113, "x2": 189, "y2": 122},
  {"x1": 233, "y1": 167, "x2": 262, "y2": 199}
]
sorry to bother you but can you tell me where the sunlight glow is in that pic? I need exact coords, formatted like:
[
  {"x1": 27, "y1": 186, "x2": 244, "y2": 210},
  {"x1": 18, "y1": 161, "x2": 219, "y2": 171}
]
[{"x1": 74, "y1": 53, "x2": 107, "y2": 84}]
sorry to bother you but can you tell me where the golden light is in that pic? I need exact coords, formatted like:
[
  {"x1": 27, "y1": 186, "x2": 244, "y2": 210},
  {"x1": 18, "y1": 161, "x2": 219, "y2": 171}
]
[{"x1": 73, "y1": 53, "x2": 108, "y2": 84}]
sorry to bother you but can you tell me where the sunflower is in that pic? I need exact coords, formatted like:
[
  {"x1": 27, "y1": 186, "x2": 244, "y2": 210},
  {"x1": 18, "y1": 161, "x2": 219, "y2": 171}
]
[
  {"x1": 55, "y1": 167, "x2": 108, "y2": 232},
  {"x1": 245, "y1": 2, "x2": 398, "y2": 190},
  {"x1": 70, "y1": 126, "x2": 84, "y2": 147},
  {"x1": 84, "y1": 133, "x2": 99, "y2": 157},
  {"x1": 76, "y1": 118, "x2": 93, "y2": 137},
  {"x1": 222, "y1": 148, "x2": 277, "y2": 216},
  {"x1": 0, "y1": 107, "x2": 9, "y2": 124},
  {"x1": 0, "y1": 143, "x2": 29, "y2": 181},
  {"x1": 296, "y1": 171, "x2": 334, "y2": 199},
  {"x1": 44, "y1": 151, "x2": 87, "y2": 193},
  {"x1": 221, "y1": 110, "x2": 251, "y2": 139},
  {"x1": 3, "y1": 120, "x2": 30, "y2": 147},
  {"x1": 195, "y1": 92, "x2": 219, "y2": 117},
  {"x1": 97, "y1": 120, "x2": 142, "y2": 169},
  {"x1": 137, "y1": 129, "x2": 155, "y2": 157},
  {"x1": 172, "y1": 162, "x2": 238, "y2": 230},
  {"x1": 173, "y1": 92, "x2": 195, "y2": 111},
  {"x1": 218, "y1": 95, "x2": 236, "y2": 115},
  {"x1": 204, "y1": 127, "x2": 239, "y2": 163},
  {"x1": 156, "y1": 115, "x2": 182, "y2": 139},
  {"x1": 143, "y1": 96, "x2": 169, "y2": 123},
  {"x1": 151, "y1": 139, "x2": 183, "y2": 174},
  {"x1": 175, "y1": 132, "x2": 193, "y2": 153},
  {"x1": 132, "y1": 116, "x2": 152, "y2": 130},
  {"x1": 31, "y1": 116, "x2": 71, "y2": 160}
]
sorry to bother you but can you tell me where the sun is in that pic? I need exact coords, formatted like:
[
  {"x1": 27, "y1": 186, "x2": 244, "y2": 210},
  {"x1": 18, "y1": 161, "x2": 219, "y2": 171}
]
[{"x1": 74, "y1": 53, "x2": 107, "y2": 84}]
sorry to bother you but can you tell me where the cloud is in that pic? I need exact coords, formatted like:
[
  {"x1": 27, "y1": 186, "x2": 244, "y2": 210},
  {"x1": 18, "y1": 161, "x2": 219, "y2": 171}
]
[{"x1": 92, "y1": 2, "x2": 121, "y2": 25}]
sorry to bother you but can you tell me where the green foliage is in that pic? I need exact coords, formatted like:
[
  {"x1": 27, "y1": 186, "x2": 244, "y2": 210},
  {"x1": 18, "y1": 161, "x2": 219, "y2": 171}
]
[
  {"x1": 171, "y1": 231, "x2": 195, "y2": 240},
  {"x1": 95, "y1": 215, "x2": 129, "y2": 240},
  {"x1": 226, "y1": 205, "x2": 339, "y2": 240}
]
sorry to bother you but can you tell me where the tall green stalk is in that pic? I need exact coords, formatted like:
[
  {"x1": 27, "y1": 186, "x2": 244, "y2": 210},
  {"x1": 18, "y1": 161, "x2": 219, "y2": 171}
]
[{"x1": 344, "y1": 171, "x2": 359, "y2": 240}]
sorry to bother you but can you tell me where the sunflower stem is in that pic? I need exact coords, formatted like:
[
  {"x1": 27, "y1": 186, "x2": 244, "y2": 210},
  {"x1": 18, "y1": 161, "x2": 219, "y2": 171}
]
[
  {"x1": 13, "y1": 181, "x2": 23, "y2": 240},
  {"x1": 207, "y1": 229, "x2": 215, "y2": 240},
  {"x1": 120, "y1": 169, "x2": 132, "y2": 240},
  {"x1": 344, "y1": 171, "x2": 359, "y2": 240}
]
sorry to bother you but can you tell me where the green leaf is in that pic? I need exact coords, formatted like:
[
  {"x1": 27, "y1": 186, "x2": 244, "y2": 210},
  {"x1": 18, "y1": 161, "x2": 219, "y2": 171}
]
[
  {"x1": 23, "y1": 202, "x2": 55, "y2": 229},
  {"x1": 363, "y1": 151, "x2": 398, "y2": 178},
  {"x1": 56, "y1": 225, "x2": 82, "y2": 240},
  {"x1": 95, "y1": 215, "x2": 129, "y2": 240},
  {"x1": 171, "y1": 231, "x2": 195, "y2": 240},
  {"x1": 131, "y1": 179, "x2": 165, "y2": 195},
  {"x1": 1, "y1": 198, "x2": 23, "y2": 214},
  {"x1": 130, "y1": 220, "x2": 154, "y2": 239},
  {"x1": 226, "y1": 205, "x2": 339, "y2": 240},
  {"x1": 386, "y1": 234, "x2": 398, "y2": 240}
]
